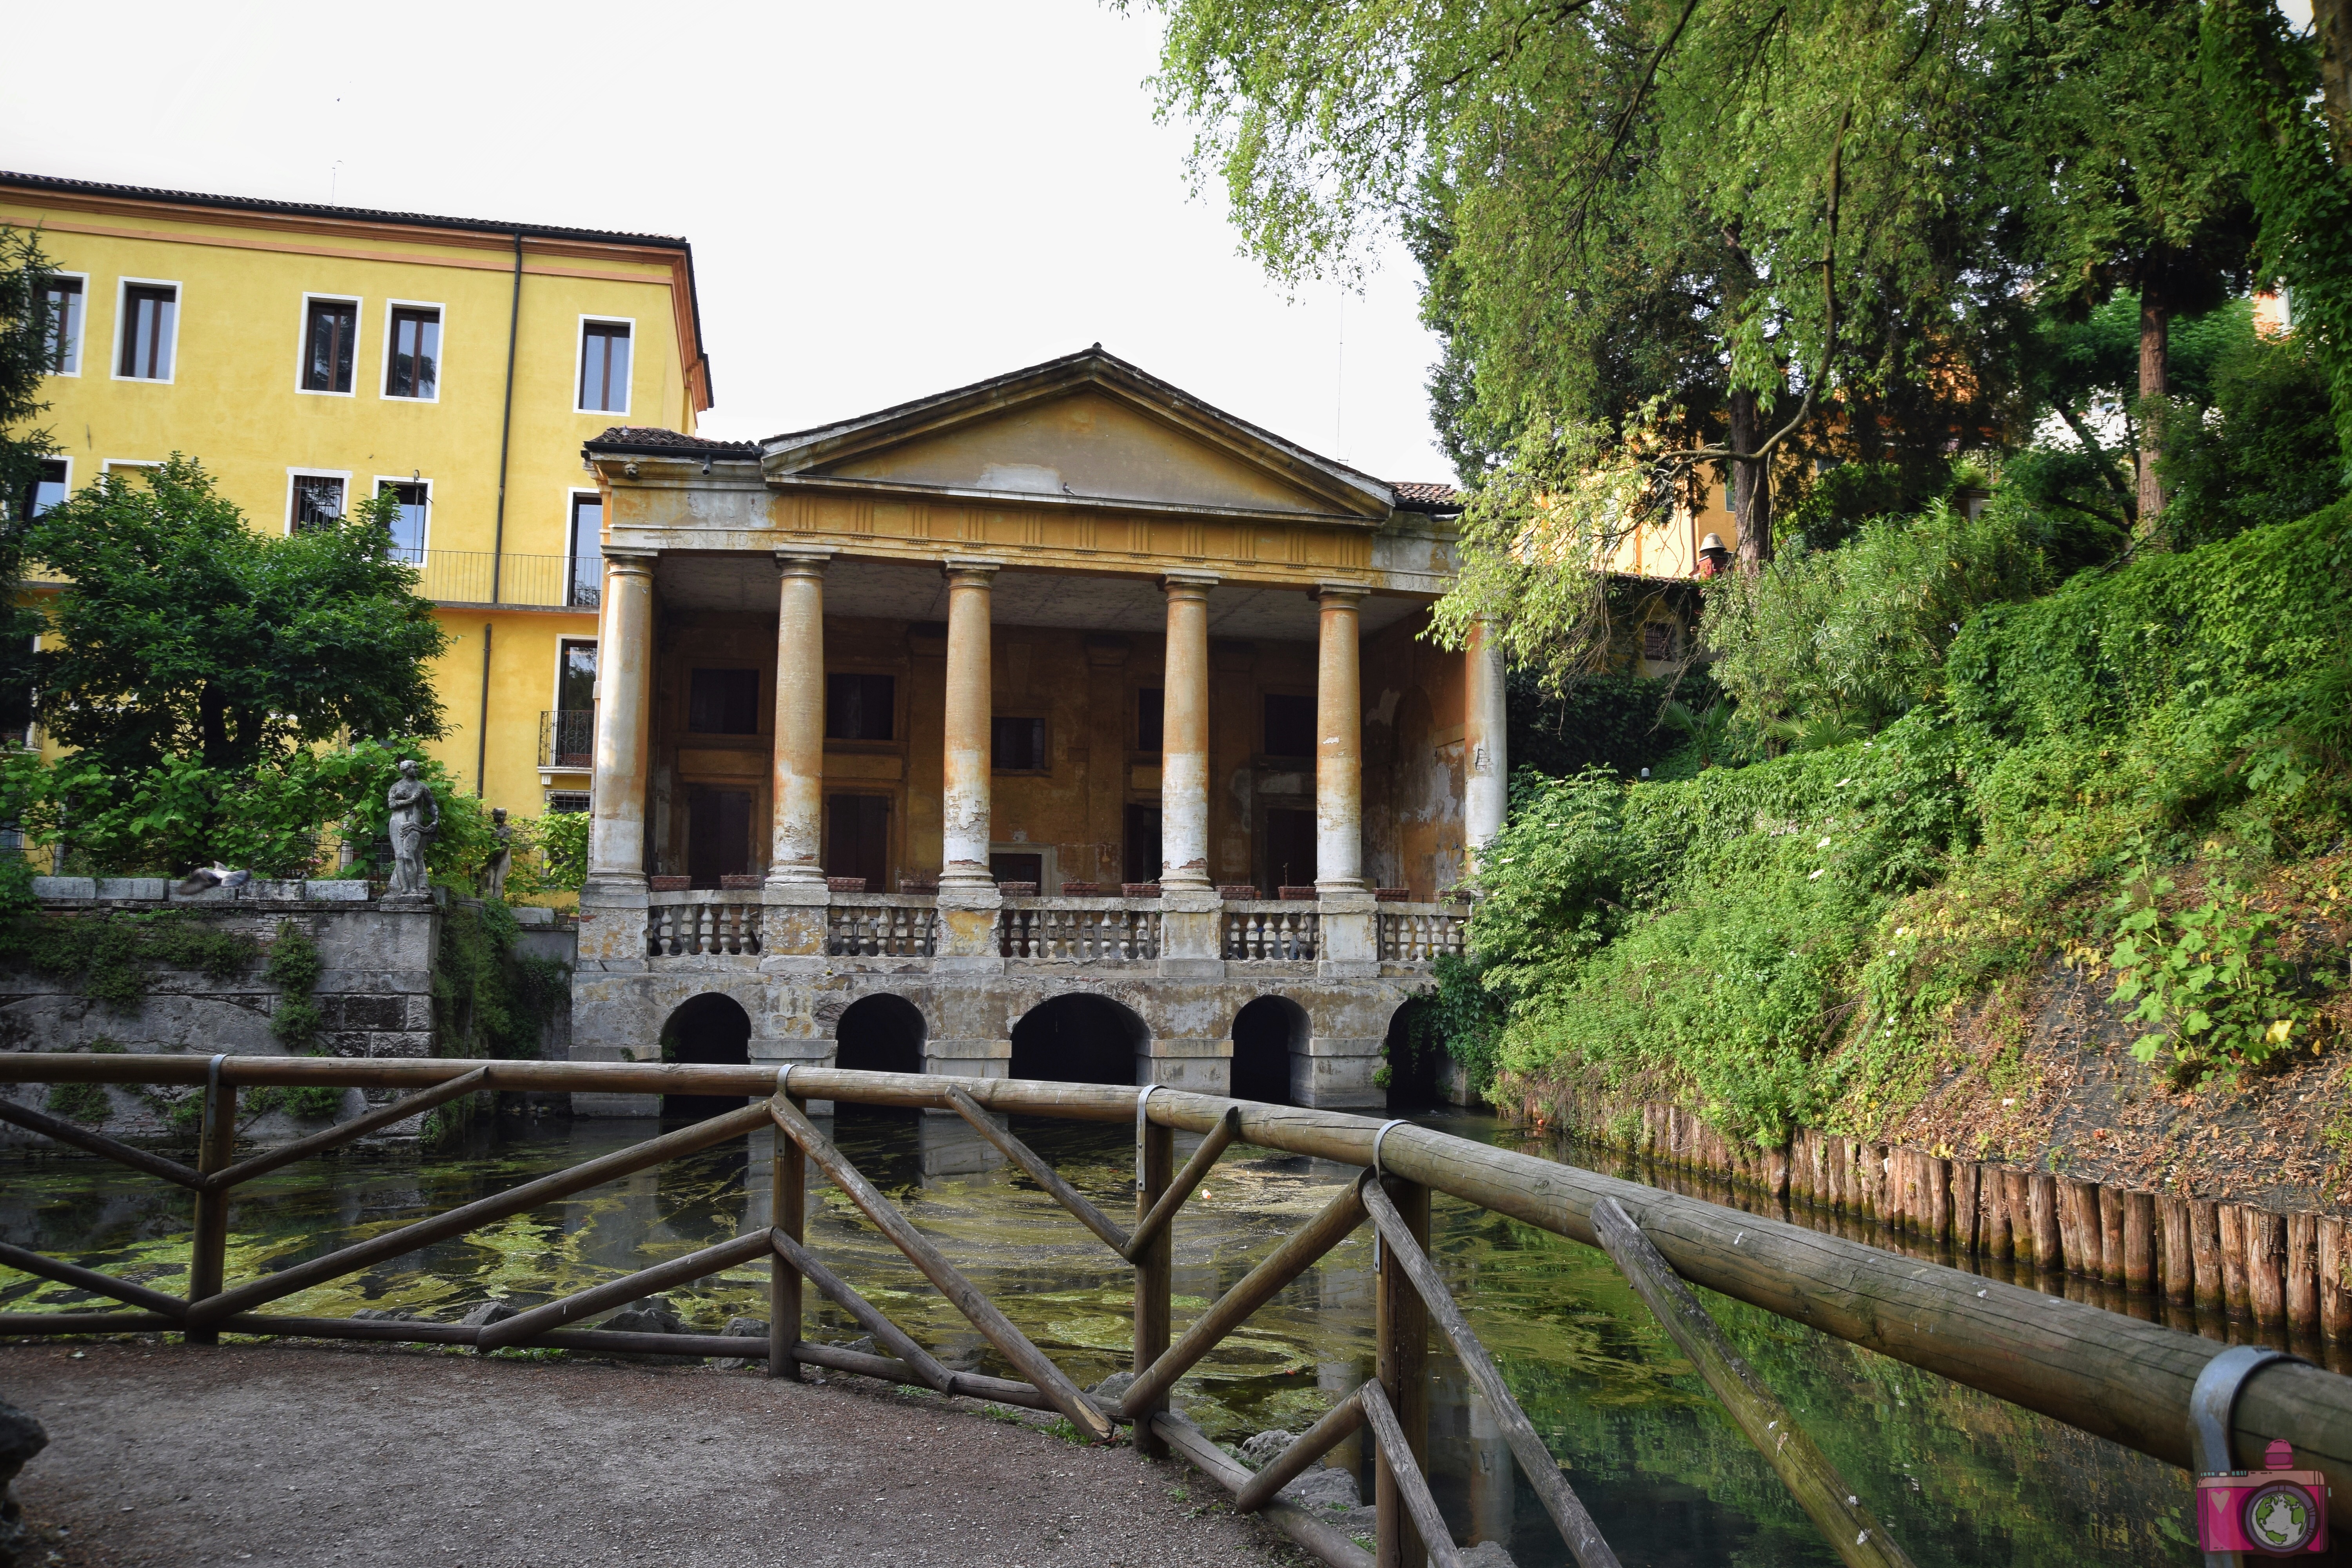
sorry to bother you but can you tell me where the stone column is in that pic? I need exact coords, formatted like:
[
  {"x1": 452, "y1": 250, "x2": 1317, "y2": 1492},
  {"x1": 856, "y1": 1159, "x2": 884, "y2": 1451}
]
[
  {"x1": 1158, "y1": 573, "x2": 1216, "y2": 890},
  {"x1": 939, "y1": 559, "x2": 998, "y2": 890},
  {"x1": 584, "y1": 550, "x2": 656, "y2": 899},
  {"x1": 767, "y1": 549, "x2": 833, "y2": 889},
  {"x1": 1463, "y1": 617, "x2": 1509, "y2": 881},
  {"x1": 1313, "y1": 584, "x2": 1368, "y2": 895},
  {"x1": 936, "y1": 559, "x2": 1004, "y2": 966}
]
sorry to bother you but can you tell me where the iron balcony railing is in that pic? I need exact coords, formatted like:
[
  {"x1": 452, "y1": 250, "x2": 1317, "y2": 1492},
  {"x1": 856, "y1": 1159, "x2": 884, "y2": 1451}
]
[
  {"x1": 541, "y1": 710, "x2": 594, "y2": 770},
  {"x1": 394, "y1": 549, "x2": 600, "y2": 610}
]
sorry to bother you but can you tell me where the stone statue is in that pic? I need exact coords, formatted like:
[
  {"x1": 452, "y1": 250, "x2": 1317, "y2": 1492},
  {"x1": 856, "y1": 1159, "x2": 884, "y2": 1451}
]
[
  {"x1": 482, "y1": 807, "x2": 512, "y2": 902},
  {"x1": 386, "y1": 759, "x2": 439, "y2": 898}
]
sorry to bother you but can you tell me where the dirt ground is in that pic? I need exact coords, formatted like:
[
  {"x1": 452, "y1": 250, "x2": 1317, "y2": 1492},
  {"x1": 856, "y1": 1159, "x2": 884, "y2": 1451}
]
[{"x1": 0, "y1": 1339, "x2": 1314, "y2": 1568}]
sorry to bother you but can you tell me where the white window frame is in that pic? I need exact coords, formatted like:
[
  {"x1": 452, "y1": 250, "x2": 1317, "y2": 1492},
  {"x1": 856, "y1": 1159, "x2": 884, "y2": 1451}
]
[
  {"x1": 379, "y1": 298, "x2": 446, "y2": 403},
  {"x1": 371, "y1": 474, "x2": 433, "y2": 556},
  {"x1": 284, "y1": 467, "x2": 354, "y2": 534},
  {"x1": 101, "y1": 458, "x2": 160, "y2": 476},
  {"x1": 43, "y1": 271, "x2": 88, "y2": 378},
  {"x1": 573, "y1": 314, "x2": 634, "y2": 417},
  {"x1": 111, "y1": 277, "x2": 182, "y2": 385},
  {"x1": 566, "y1": 487, "x2": 604, "y2": 606},
  {"x1": 294, "y1": 292, "x2": 364, "y2": 398},
  {"x1": 552, "y1": 635, "x2": 599, "y2": 706},
  {"x1": 32, "y1": 454, "x2": 73, "y2": 502}
]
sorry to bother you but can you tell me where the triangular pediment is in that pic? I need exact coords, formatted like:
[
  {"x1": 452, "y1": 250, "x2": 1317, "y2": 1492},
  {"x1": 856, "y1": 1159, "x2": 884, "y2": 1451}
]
[{"x1": 759, "y1": 349, "x2": 1396, "y2": 524}]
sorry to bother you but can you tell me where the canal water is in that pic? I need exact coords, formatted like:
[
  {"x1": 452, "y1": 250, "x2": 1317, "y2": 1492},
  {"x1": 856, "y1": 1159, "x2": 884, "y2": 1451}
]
[{"x1": 0, "y1": 1104, "x2": 2205, "y2": 1565}]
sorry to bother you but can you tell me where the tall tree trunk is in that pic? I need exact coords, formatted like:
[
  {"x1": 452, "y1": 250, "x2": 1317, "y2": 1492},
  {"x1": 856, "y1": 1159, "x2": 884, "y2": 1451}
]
[
  {"x1": 2136, "y1": 269, "x2": 2170, "y2": 533},
  {"x1": 2318, "y1": 0, "x2": 2352, "y2": 171},
  {"x1": 1728, "y1": 388, "x2": 1773, "y2": 572}
]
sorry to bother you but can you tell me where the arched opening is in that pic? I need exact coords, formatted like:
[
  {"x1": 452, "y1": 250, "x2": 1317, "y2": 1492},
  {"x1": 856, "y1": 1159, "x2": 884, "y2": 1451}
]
[
  {"x1": 1009, "y1": 993, "x2": 1147, "y2": 1086},
  {"x1": 1383, "y1": 998, "x2": 1441, "y2": 1111},
  {"x1": 659, "y1": 993, "x2": 751, "y2": 1118},
  {"x1": 835, "y1": 994, "x2": 926, "y2": 1076},
  {"x1": 1230, "y1": 995, "x2": 1307, "y2": 1106}
]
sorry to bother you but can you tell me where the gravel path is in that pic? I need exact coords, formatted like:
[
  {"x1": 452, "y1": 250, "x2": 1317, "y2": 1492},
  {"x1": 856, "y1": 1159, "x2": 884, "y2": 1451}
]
[{"x1": 2, "y1": 1340, "x2": 1311, "y2": 1568}]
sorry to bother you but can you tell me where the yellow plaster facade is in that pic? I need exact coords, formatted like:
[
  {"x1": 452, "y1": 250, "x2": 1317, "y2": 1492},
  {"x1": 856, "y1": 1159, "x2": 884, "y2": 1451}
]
[{"x1": 2, "y1": 171, "x2": 713, "y2": 818}]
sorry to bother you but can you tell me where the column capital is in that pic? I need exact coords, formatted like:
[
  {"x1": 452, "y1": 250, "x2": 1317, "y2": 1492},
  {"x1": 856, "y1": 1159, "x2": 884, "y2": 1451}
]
[
  {"x1": 1313, "y1": 581, "x2": 1369, "y2": 605},
  {"x1": 603, "y1": 549, "x2": 659, "y2": 573},
  {"x1": 942, "y1": 555, "x2": 1005, "y2": 583},
  {"x1": 1160, "y1": 570, "x2": 1220, "y2": 595},
  {"x1": 773, "y1": 545, "x2": 838, "y2": 575}
]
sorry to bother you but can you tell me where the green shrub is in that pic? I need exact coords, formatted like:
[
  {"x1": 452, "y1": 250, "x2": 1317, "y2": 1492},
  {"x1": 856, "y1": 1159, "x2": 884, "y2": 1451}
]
[
  {"x1": 2108, "y1": 869, "x2": 2305, "y2": 1085},
  {"x1": 44, "y1": 1080, "x2": 109, "y2": 1123}
]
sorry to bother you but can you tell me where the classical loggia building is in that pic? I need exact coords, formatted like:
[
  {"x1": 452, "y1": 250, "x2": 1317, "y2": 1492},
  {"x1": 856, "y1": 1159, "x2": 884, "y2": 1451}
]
[{"x1": 571, "y1": 348, "x2": 1504, "y2": 1110}]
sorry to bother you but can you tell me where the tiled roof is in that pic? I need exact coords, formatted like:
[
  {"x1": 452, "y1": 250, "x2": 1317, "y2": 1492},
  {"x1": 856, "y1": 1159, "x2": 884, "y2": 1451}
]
[
  {"x1": 0, "y1": 170, "x2": 690, "y2": 249},
  {"x1": 1390, "y1": 480, "x2": 1463, "y2": 512},
  {"x1": 586, "y1": 427, "x2": 759, "y2": 457}
]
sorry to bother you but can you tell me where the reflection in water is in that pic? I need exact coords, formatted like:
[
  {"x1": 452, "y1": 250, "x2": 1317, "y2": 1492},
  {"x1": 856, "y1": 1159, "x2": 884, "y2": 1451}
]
[{"x1": 0, "y1": 1107, "x2": 2205, "y2": 1566}]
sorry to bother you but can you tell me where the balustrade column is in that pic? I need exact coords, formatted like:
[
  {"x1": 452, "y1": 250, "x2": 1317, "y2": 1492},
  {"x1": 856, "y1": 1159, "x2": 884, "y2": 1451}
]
[
  {"x1": 1313, "y1": 583, "x2": 1368, "y2": 895},
  {"x1": 585, "y1": 549, "x2": 657, "y2": 895},
  {"x1": 939, "y1": 559, "x2": 1000, "y2": 891},
  {"x1": 1158, "y1": 573, "x2": 1216, "y2": 891},
  {"x1": 1463, "y1": 617, "x2": 1509, "y2": 882},
  {"x1": 767, "y1": 549, "x2": 834, "y2": 889}
]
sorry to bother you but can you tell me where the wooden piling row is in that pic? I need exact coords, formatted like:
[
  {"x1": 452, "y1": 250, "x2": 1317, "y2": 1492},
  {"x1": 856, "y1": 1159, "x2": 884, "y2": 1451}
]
[{"x1": 1529, "y1": 1085, "x2": 2352, "y2": 1339}]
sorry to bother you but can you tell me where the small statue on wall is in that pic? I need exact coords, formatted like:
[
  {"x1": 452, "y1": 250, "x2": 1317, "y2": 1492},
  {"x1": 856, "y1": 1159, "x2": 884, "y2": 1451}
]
[
  {"x1": 387, "y1": 759, "x2": 439, "y2": 898},
  {"x1": 482, "y1": 808, "x2": 512, "y2": 902}
]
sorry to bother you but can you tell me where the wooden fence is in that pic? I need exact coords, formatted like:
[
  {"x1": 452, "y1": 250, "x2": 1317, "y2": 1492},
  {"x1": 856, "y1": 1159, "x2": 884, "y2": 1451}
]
[{"x1": 2, "y1": 1056, "x2": 2350, "y2": 1566}]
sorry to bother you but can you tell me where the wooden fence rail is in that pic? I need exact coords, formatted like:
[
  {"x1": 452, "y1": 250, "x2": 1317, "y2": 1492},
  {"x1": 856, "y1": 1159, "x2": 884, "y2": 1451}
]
[{"x1": 3, "y1": 1055, "x2": 2352, "y2": 1561}]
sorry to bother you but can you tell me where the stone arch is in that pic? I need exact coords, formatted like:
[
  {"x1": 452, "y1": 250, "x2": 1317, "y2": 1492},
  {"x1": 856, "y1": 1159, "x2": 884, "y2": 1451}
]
[
  {"x1": 1230, "y1": 995, "x2": 1308, "y2": 1107},
  {"x1": 1009, "y1": 992, "x2": 1148, "y2": 1085},
  {"x1": 1382, "y1": 995, "x2": 1441, "y2": 1110},
  {"x1": 835, "y1": 993, "x2": 927, "y2": 1076},
  {"x1": 659, "y1": 992, "x2": 752, "y2": 1118}
]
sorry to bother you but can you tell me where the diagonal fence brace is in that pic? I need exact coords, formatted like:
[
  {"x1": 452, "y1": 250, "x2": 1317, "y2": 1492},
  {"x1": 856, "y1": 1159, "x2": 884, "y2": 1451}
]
[
  {"x1": 0, "y1": 1240, "x2": 189, "y2": 1320},
  {"x1": 1121, "y1": 1176, "x2": 1366, "y2": 1421},
  {"x1": 205, "y1": 1067, "x2": 492, "y2": 1192},
  {"x1": 769, "y1": 1094, "x2": 1113, "y2": 1441},
  {"x1": 1123, "y1": 1105, "x2": 1239, "y2": 1263},
  {"x1": 477, "y1": 1228, "x2": 776, "y2": 1350},
  {"x1": 0, "y1": 1099, "x2": 204, "y2": 1189},
  {"x1": 185, "y1": 1099, "x2": 776, "y2": 1328},
  {"x1": 1592, "y1": 1195, "x2": 1915, "y2": 1568},
  {"x1": 1234, "y1": 1385, "x2": 1368, "y2": 1514},
  {"x1": 1361, "y1": 1175, "x2": 1621, "y2": 1568},
  {"x1": 769, "y1": 1227, "x2": 957, "y2": 1394},
  {"x1": 1359, "y1": 1379, "x2": 1467, "y2": 1568},
  {"x1": 943, "y1": 1085, "x2": 1129, "y2": 1253}
]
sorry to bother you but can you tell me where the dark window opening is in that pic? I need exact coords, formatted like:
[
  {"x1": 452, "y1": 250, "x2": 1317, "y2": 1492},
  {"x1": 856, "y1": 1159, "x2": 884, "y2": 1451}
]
[
  {"x1": 835, "y1": 993, "x2": 925, "y2": 1077},
  {"x1": 990, "y1": 851, "x2": 1043, "y2": 889},
  {"x1": 289, "y1": 475, "x2": 346, "y2": 533},
  {"x1": 118, "y1": 285, "x2": 176, "y2": 379},
  {"x1": 43, "y1": 277, "x2": 80, "y2": 374},
  {"x1": 688, "y1": 668, "x2": 760, "y2": 735},
  {"x1": 24, "y1": 459, "x2": 67, "y2": 520},
  {"x1": 558, "y1": 640, "x2": 597, "y2": 712},
  {"x1": 579, "y1": 320, "x2": 631, "y2": 412},
  {"x1": 376, "y1": 481, "x2": 428, "y2": 557},
  {"x1": 567, "y1": 495, "x2": 602, "y2": 609},
  {"x1": 1122, "y1": 803, "x2": 1162, "y2": 886},
  {"x1": 992, "y1": 715, "x2": 1047, "y2": 772},
  {"x1": 826, "y1": 794, "x2": 890, "y2": 888},
  {"x1": 825, "y1": 672, "x2": 895, "y2": 741},
  {"x1": 684, "y1": 785, "x2": 753, "y2": 887},
  {"x1": 1136, "y1": 687, "x2": 1164, "y2": 754},
  {"x1": 1263, "y1": 807, "x2": 1316, "y2": 894},
  {"x1": 1263, "y1": 692, "x2": 1315, "y2": 757},
  {"x1": 302, "y1": 298, "x2": 358, "y2": 393},
  {"x1": 1642, "y1": 620, "x2": 1679, "y2": 661},
  {"x1": 1383, "y1": 999, "x2": 1443, "y2": 1110},
  {"x1": 545, "y1": 790, "x2": 590, "y2": 815},
  {"x1": 386, "y1": 306, "x2": 440, "y2": 399}
]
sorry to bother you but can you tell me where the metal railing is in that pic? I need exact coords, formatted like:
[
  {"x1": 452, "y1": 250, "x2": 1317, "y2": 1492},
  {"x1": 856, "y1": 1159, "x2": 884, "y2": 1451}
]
[
  {"x1": 394, "y1": 548, "x2": 599, "y2": 610},
  {"x1": 540, "y1": 709, "x2": 594, "y2": 770},
  {"x1": 3, "y1": 1057, "x2": 2345, "y2": 1568}
]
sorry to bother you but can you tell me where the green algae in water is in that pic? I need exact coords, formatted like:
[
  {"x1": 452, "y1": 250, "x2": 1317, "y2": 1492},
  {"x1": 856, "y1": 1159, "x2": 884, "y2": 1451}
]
[{"x1": 1, "y1": 1109, "x2": 2200, "y2": 1565}]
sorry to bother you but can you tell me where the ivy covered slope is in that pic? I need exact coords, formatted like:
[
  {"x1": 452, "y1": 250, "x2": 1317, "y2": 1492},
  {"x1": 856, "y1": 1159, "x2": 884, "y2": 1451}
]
[{"x1": 1449, "y1": 502, "x2": 2352, "y2": 1199}]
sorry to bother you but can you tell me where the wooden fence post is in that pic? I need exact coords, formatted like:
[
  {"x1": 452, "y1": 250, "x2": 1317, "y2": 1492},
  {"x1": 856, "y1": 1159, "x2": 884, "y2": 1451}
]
[
  {"x1": 2191, "y1": 1201, "x2": 2224, "y2": 1314},
  {"x1": 1133, "y1": 1101, "x2": 1174, "y2": 1460},
  {"x1": 2320, "y1": 1218, "x2": 2350, "y2": 1340},
  {"x1": 2220, "y1": 1205, "x2": 2251, "y2": 1318},
  {"x1": 769, "y1": 1087, "x2": 806, "y2": 1381},
  {"x1": 2028, "y1": 1172, "x2": 2061, "y2": 1272},
  {"x1": 2249, "y1": 1210, "x2": 2287, "y2": 1330},
  {"x1": 185, "y1": 1056, "x2": 236, "y2": 1347},
  {"x1": 2056, "y1": 1177, "x2": 2096, "y2": 1274},
  {"x1": 1376, "y1": 1176, "x2": 1431, "y2": 1568},
  {"x1": 2289, "y1": 1213, "x2": 2319, "y2": 1338},
  {"x1": 2123, "y1": 1191, "x2": 2156, "y2": 1294},
  {"x1": 2098, "y1": 1185, "x2": 2125, "y2": 1285},
  {"x1": 1952, "y1": 1162, "x2": 1980, "y2": 1254},
  {"x1": 2158, "y1": 1195, "x2": 2192, "y2": 1303}
]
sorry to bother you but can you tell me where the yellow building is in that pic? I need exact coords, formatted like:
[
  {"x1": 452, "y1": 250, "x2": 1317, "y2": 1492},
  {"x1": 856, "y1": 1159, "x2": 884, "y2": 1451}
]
[{"x1": 0, "y1": 170, "x2": 714, "y2": 818}]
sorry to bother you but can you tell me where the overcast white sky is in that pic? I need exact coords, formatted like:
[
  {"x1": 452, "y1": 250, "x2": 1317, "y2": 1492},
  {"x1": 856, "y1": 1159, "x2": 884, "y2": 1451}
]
[{"x1": 0, "y1": 0, "x2": 1455, "y2": 485}]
